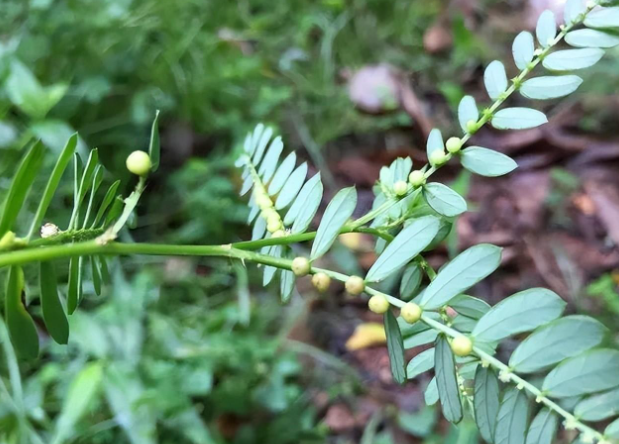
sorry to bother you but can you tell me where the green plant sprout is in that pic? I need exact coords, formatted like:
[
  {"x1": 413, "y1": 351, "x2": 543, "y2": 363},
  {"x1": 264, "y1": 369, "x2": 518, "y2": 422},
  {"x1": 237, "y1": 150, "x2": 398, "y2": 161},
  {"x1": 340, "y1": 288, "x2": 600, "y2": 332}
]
[{"x1": 1, "y1": 2, "x2": 619, "y2": 443}]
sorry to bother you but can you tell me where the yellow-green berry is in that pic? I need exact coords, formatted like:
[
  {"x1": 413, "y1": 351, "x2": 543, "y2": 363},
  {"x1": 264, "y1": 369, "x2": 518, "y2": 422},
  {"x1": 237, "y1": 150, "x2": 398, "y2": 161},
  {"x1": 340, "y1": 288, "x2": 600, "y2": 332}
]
[
  {"x1": 466, "y1": 120, "x2": 478, "y2": 134},
  {"x1": 429, "y1": 150, "x2": 448, "y2": 167},
  {"x1": 401, "y1": 302, "x2": 422, "y2": 324},
  {"x1": 126, "y1": 151, "x2": 152, "y2": 176},
  {"x1": 451, "y1": 336, "x2": 473, "y2": 357},
  {"x1": 256, "y1": 194, "x2": 273, "y2": 209},
  {"x1": 0, "y1": 231, "x2": 16, "y2": 249},
  {"x1": 292, "y1": 257, "x2": 311, "y2": 277},
  {"x1": 368, "y1": 294, "x2": 390, "y2": 314},
  {"x1": 393, "y1": 180, "x2": 408, "y2": 196},
  {"x1": 261, "y1": 208, "x2": 277, "y2": 220},
  {"x1": 446, "y1": 137, "x2": 462, "y2": 154},
  {"x1": 311, "y1": 272, "x2": 331, "y2": 293},
  {"x1": 408, "y1": 170, "x2": 426, "y2": 188},
  {"x1": 345, "y1": 275, "x2": 365, "y2": 295}
]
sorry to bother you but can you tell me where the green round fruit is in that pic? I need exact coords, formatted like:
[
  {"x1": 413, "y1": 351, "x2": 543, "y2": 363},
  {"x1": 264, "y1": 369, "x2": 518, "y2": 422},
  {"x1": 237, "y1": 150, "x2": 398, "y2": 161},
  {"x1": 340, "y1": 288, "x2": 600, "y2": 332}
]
[
  {"x1": 311, "y1": 272, "x2": 331, "y2": 293},
  {"x1": 408, "y1": 170, "x2": 426, "y2": 188},
  {"x1": 345, "y1": 275, "x2": 365, "y2": 295},
  {"x1": 126, "y1": 151, "x2": 152, "y2": 176},
  {"x1": 446, "y1": 137, "x2": 462, "y2": 154},
  {"x1": 451, "y1": 336, "x2": 473, "y2": 357},
  {"x1": 291, "y1": 257, "x2": 311, "y2": 277},
  {"x1": 368, "y1": 294, "x2": 390, "y2": 314},
  {"x1": 401, "y1": 302, "x2": 422, "y2": 324},
  {"x1": 393, "y1": 180, "x2": 408, "y2": 196},
  {"x1": 429, "y1": 150, "x2": 448, "y2": 167}
]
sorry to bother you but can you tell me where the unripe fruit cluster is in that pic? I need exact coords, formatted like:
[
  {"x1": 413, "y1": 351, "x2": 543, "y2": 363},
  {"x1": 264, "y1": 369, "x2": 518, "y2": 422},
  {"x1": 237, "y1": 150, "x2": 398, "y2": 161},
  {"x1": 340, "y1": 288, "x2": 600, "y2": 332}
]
[
  {"x1": 126, "y1": 151, "x2": 152, "y2": 176},
  {"x1": 254, "y1": 188, "x2": 285, "y2": 235},
  {"x1": 451, "y1": 336, "x2": 473, "y2": 357}
]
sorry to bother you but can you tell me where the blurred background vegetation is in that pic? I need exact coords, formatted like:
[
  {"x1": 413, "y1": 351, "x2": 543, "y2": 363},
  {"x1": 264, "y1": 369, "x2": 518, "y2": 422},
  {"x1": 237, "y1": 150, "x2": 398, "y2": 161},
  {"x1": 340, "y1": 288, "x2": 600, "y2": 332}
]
[{"x1": 1, "y1": 0, "x2": 618, "y2": 443}]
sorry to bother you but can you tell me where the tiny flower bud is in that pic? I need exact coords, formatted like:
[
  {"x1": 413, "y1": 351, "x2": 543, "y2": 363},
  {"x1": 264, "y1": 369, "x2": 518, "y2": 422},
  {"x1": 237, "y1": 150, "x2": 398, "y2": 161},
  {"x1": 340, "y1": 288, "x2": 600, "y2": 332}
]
[
  {"x1": 408, "y1": 170, "x2": 426, "y2": 188},
  {"x1": 401, "y1": 302, "x2": 422, "y2": 324},
  {"x1": 564, "y1": 418, "x2": 578, "y2": 431},
  {"x1": 41, "y1": 223, "x2": 60, "y2": 238},
  {"x1": 291, "y1": 257, "x2": 311, "y2": 277},
  {"x1": 535, "y1": 395, "x2": 543, "y2": 403},
  {"x1": 466, "y1": 120, "x2": 478, "y2": 134},
  {"x1": 481, "y1": 360, "x2": 490, "y2": 368},
  {"x1": 582, "y1": 432, "x2": 595, "y2": 444},
  {"x1": 126, "y1": 151, "x2": 152, "y2": 176},
  {"x1": 311, "y1": 272, "x2": 331, "y2": 293},
  {"x1": 446, "y1": 137, "x2": 463, "y2": 154},
  {"x1": 0, "y1": 231, "x2": 16, "y2": 249},
  {"x1": 345, "y1": 275, "x2": 365, "y2": 295},
  {"x1": 393, "y1": 180, "x2": 408, "y2": 196},
  {"x1": 271, "y1": 229, "x2": 286, "y2": 238},
  {"x1": 429, "y1": 149, "x2": 448, "y2": 167},
  {"x1": 499, "y1": 369, "x2": 512, "y2": 383},
  {"x1": 368, "y1": 294, "x2": 390, "y2": 314},
  {"x1": 267, "y1": 218, "x2": 283, "y2": 233},
  {"x1": 256, "y1": 194, "x2": 273, "y2": 209},
  {"x1": 517, "y1": 382, "x2": 524, "y2": 390},
  {"x1": 451, "y1": 336, "x2": 473, "y2": 357}
]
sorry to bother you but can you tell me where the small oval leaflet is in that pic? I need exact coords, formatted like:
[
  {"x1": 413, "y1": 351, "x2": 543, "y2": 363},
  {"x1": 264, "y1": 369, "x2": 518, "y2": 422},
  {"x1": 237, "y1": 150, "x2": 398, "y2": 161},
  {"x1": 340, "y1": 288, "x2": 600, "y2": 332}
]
[
  {"x1": 422, "y1": 183, "x2": 467, "y2": 217},
  {"x1": 542, "y1": 349, "x2": 619, "y2": 398},
  {"x1": 474, "y1": 366, "x2": 500, "y2": 443},
  {"x1": 542, "y1": 48, "x2": 605, "y2": 71},
  {"x1": 492, "y1": 107, "x2": 548, "y2": 130},
  {"x1": 495, "y1": 387, "x2": 529, "y2": 444},
  {"x1": 365, "y1": 216, "x2": 440, "y2": 282},
  {"x1": 508, "y1": 315, "x2": 607, "y2": 373},
  {"x1": 385, "y1": 309, "x2": 406, "y2": 384},
  {"x1": 252, "y1": 126, "x2": 273, "y2": 166},
  {"x1": 536, "y1": 10, "x2": 556, "y2": 47},
  {"x1": 268, "y1": 151, "x2": 297, "y2": 195},
  {"x1": 512, "y1": 31, "x2": 535, "y2": 70},
  {"x1": 564, "y1": 0, "x2": 585, "y2": 24},
  {"x1": 420, "y1": 244, "x2": 502, "y2": 310},
  {"x1": 425, "y1": 378, "x2": 439, "y2": 406},
  {"x1": 484, "y1": 61, "x2": 508, "y2": 100},
  {"x1": 275, "y1": 162, "x2": 308, "y2": 210},
  {"x1": 311, "y1": 187, "x2": 357, "y2": 260},
  {"x1": 400, "y1": 263, "x2": 422, "y2": 300},
  {"x1": 280, "y1": 269, "x2": 295, "y2": 303},
  {"x1": 525, "y1": 409, "x2": 557, "y2": 444},
  {"x1": 566, "y1": 29, "x2": 619, "y2": 48},
  {"x1": 520, "y1": 75, "x2": 583, "y2": 100},
  {"x1": 450, "y1": 295, "x2": 491, "y2": 319},
  {"x1": 461, "y1": 147, "x2": 517, "y2": 177},
  {"x1": 426, "y1": 128, "x2": 445, "y2": 157},
  {"x1": 435, "y1": 335, "x2": 463, "y2": 423},
  {"x1": 258, "y1": 136, "x2": 284, "y2": 183},
  {"x1": 407, "y1": 348, "x2": 434, "y2": 380},
  {"x1": 471, "y1": 288, "x2": 566, "y2": 343},
  {"x1": 606, "y1": 418, "x2": 619, "y2": 439},
  {"x1": 574, "y1": 387, "x2": 619, "y2": 421},
  {"x1": 458, "y1": 95, "x2": 479, "y2": 132},
  {"x1": 584, "y1": 7, "x2": 619, "y2": 29},
  {"x1": 287, "y1": 173, "x2": 324, "y2": 233}
]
